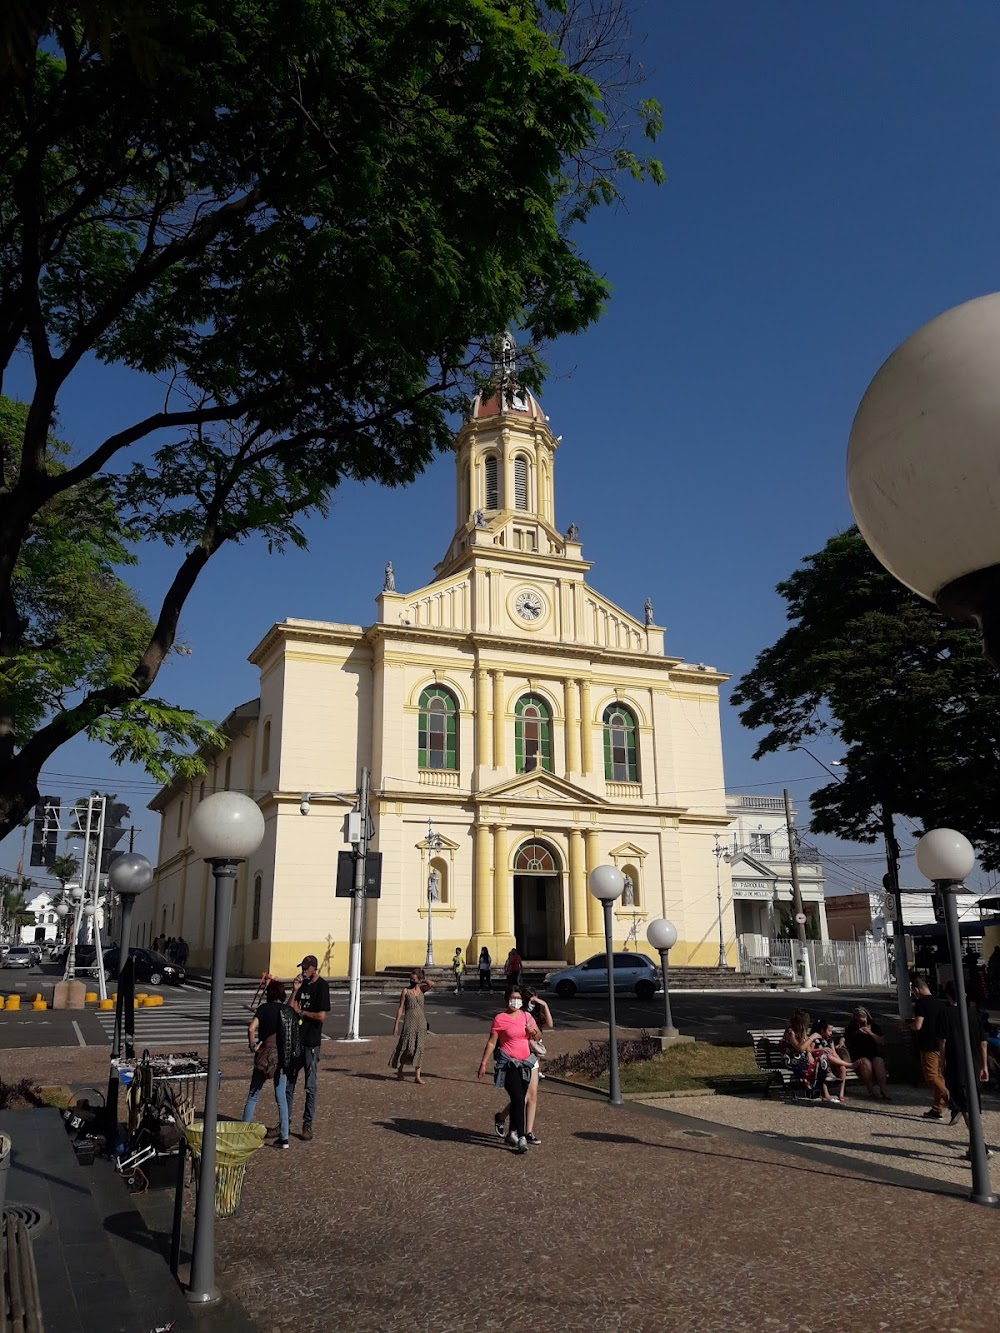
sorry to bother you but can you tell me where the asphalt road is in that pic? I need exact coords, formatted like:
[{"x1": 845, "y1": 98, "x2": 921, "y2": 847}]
[{"x1": 0, "y1": 980, "x2": 902, "y2": 1050}]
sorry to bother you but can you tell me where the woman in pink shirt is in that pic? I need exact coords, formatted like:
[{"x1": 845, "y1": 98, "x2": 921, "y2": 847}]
[{"x1": 478, "y1": 985, "x2": 542, "y2": 1154}]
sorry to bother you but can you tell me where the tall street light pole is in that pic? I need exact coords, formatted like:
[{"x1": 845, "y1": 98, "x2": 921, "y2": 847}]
[
  {"x1": 793, "y1": 745, "x2": 912, "y2": 1018},
  {"x1": 712, "y1": 835, "x2": 729, "y2": 969},
  {"x1": 186, "y1": 792, "x2": 265, "y2": 1305},
  {"x1": 646, "y1": 918, "x2": 679, "y2": 1045},
  {"x1": 916, "y1": 829, "x2": 997, "y2": 1208},
  {"x1": 588, "y1": 865, "x2": 625, "y2": 1106},
  {"x1": 104, "y1": 852, "x2": 153, "y2": 1135},
  {"x1": 783, "y1": 789, "x2": 817, "y2": 991},
  {"x1": 425, "y1": 818, "x2": 443, "y2": 969}
]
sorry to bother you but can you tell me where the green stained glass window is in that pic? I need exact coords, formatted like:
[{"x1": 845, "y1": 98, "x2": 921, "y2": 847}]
[
  {"x1": 515, "y1": 694, "x2": 552, "y2": 773},
  {"x1": 418, "y1": 687, "x2": 458, "y2": 770},
  {"x1": 603, "y1": 704, "x2": 638, "y2": 782}
]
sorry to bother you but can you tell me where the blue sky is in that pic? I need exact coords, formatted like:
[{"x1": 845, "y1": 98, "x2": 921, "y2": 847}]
[{"x1": 8, "y1": 3, "x2": 1000, "y2": 898}]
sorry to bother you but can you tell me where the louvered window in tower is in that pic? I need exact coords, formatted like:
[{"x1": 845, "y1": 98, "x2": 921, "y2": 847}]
[
  {"x1": 514, "y1": 457, "x2": 528, "y2": 510},
  {"x1": 484, "y1": 455, "x2": 499, "y2": 510}
]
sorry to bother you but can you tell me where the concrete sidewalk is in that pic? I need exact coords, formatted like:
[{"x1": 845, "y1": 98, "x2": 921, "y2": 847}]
[{"x1": 1, "y1": 1029, "x2": 996, "y2": 1333}]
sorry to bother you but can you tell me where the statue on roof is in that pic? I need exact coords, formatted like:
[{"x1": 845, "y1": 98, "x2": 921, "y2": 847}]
[
  {"x1": 644, "y1": 597, "x2": 654, "y2": 627},
  {"x1": 383, "y1": 561, "x2": 395, "y2": 592},
  {"x1": 473, "y1": 508, "x2": 487, "y2": 529},
  {"x1": 565, "y1": 522, "x2": 579, "y2": 541}
]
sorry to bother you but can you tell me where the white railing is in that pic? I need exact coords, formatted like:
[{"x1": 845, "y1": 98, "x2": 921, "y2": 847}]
[
  {"x1": 737, "y1": 935, "x2": 891, "y2": 988},
  {"x1": 418, "y1": 770, "x2": 460, "y2": 787}
]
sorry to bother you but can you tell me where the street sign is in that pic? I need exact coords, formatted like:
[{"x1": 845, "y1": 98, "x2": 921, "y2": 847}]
[
  {"x1": 335, "y1": 850, "x2": 382, "y2": 898},
  {"x1": 794, "y1": 911, "x2": 807, "y2": 924},
  {"x1": 884, "y1": 894, "x2": 897, "y2": 918}
]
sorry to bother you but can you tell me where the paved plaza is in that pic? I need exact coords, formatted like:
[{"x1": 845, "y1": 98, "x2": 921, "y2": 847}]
[{"x1": 2, "y1": 1024, "x2": 997, "y2": 1333}]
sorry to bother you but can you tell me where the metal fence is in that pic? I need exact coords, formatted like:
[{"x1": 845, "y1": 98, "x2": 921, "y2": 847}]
[{"x1": 738, "y1": 936, "x2": 891, "y2": 988}]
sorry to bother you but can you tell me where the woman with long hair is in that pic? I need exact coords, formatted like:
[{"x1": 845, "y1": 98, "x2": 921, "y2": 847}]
[
  {"x1": 810, "y1": 1015, "x2": 851, "y2": 1104},
  {"x1": 781, "y1": 1007, "x2": 838, "y2": 1104},
  {"x1": 243, "y1": 978, "x2": 293, "y2": 1149},
  {"x1": 494, "y1": 987, "x2": 553, "y2": 1145},
  {"x1": 843, "y1": 1005, "x2": 890, "y2": 1100},
  {"x1": 390, "y1": 968, "x2": 433, "y2": 1084},
  {"x1": 478, "y1": 984, "x2": 542, "y2": 1154}
]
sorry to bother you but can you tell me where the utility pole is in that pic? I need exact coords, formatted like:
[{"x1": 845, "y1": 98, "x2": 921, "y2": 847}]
[
  {"x1": 880, "y1": 805, "x2": 913, "y2": 1019},
  {"x1": 784, "y1": 789, "x2": 817, "y2": 991},
  {"x1": 343, "y1": 767, "x2": 370, "y2": 1042}
]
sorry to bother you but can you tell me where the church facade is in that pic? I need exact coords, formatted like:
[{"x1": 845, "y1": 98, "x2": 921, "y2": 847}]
[{"x1": 140, "y1": 372, "x2": 735, "y2": 978}]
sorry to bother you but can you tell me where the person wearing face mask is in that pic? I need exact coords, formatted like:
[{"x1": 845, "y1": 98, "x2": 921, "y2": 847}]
[
  {"x1": 390, "y1": 968, "x2": 433, "y2": 1083},
  {"x1": 493, "y1": 988, "x2": 553, "y2": 1145},
  {"x1": 477, "y1": 985, "x2": 542, "y2": 1154}
]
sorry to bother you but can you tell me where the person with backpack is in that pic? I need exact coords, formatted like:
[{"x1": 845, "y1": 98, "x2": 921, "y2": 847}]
[
  {"x1": 242, "y1": 979, "x2": 300, "y2": 1150},
  {"x1": 452, "y1": 947, "x2": 465, "y2": 994}
]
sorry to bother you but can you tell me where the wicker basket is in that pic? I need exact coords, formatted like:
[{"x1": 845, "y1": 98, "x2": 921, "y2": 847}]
[{"x1": 184, "y1": 1121, "x2": 266, "y2": 1218}]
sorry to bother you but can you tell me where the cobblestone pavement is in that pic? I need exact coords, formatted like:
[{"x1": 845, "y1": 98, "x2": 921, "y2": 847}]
[{"x1": 3, "y1": 1032, "x2": 999, "y2": 1333}]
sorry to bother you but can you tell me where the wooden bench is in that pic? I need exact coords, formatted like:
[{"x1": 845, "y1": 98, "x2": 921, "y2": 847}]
[
  {"x1": 748, "y1": 1028, "x2": 859, "y2": 1101},
  {"x1": 2, "y1": 1214, "x2": 44, "y2": 1333}
]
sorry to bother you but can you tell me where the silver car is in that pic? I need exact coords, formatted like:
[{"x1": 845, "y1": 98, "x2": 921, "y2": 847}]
[
  {"x1": 546, "y1": 951, "x2": 660, "y2": 1000},
  {"x1": 3, "y1": 947, "x2": 35, "y2": 969}
]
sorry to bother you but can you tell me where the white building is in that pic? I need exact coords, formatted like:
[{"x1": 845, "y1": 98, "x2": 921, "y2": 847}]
[
  {"x1": 20, "y1": 890, "x2": 59, "y2": 945},
  {"x1": 726, "y1": 793, "x2": 829, "y2": 959}
]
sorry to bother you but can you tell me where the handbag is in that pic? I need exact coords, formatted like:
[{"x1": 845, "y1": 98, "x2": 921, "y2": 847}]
[
  {"x1": 526, "y1": 1013, "x2": 546, "y2": 1058},
  {"x1": 253, "y1": 1033, "x2": 278, "y2": 1077}
]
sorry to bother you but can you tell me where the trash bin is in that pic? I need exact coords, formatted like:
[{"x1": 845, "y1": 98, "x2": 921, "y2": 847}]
[
  {"x1": 184, "y1": 1122, "x2": 266, "y2": 1218},
  {"x1": 0, "y1": 1134, "x2": 11, "y2": 1215}
]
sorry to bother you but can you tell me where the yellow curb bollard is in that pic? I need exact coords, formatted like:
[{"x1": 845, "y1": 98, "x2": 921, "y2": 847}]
[
  {"x1": 85, "y1": 992, "x2": 98, "y2": 1004},
  {"x1": 0, "y1": 997, "x2": 5, "y2": 1010},
  {"x1": 135, "y1": 993, "x2": 148, "y2": 1003},
  {"x1": 31, "y1": 999, "x2": 46, "y2": 1010},
  {"x1": 98, "y1": 998, "x2": 114, "y2": 1010},
  {"x1": 5, "y1": 995, "x2": 19, "y2": 1011},
  {"x1": 142, "y1": 994, "x2": 164, "y2": 1007}
]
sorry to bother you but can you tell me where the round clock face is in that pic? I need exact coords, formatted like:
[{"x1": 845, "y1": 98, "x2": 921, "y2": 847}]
[{"x1": 515, "y1": 590, "x2": 544, "y2": 621}]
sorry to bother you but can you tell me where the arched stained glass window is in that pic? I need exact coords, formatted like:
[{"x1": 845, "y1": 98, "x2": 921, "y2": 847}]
[
  {"x1": 515, "y1": 694, "x2": 552, "y2": 773},
  {"x1": 484, "y1": 455, "x2": 499, "y2": 510},
  {"x1": 514, "y1": 456, "x2": 528, "y2": 510},
  {"x1": 418, "y1": 687, "x2": 458, "y2": 770},
  {"x1": 603, "y1": 703, "x2": 638, "y2": 782},
  {"x1": 513, "y1": 841, "x2": 559, "y2": 872}
]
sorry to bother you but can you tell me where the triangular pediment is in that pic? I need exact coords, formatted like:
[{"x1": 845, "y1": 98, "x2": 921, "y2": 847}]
[
  {"x1": 728, "y1": 851, "x2": 778, "y2": 880},
  {"x1": 609, "y1": 841, "x2": 648, "y2": 863},
  {"x1": 475, "y1": 770, "x2": 608, "y2": 807}
]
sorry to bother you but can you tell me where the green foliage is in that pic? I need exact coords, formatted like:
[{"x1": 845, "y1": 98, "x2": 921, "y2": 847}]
[
  {"x1": 732, "y1": 528, "x2": 1000, "y2": 869},
  {"x1": 0, "y1": 1, "x2": 661, "y2": 836},
  {"x1": 46, "y1": 853, "x2": 78, "y2": 887}
]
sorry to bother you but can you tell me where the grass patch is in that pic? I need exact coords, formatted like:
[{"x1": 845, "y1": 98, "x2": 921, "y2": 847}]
[{"x1": 554, "y1": 1041, "x2": 760, "y2": 1095}]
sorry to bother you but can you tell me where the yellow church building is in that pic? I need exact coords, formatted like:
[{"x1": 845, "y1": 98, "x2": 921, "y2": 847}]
[{"x1": 140, "y1": 364, "x2": 736, "y2": 977}]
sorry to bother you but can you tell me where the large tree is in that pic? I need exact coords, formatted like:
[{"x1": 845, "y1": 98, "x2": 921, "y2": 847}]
[
  {"x1": 731, "y1": 528, "x2": 1000, "y2": 869},
  {"x1": 0, "y1": 1, "x2": 662, "y2": 840}
]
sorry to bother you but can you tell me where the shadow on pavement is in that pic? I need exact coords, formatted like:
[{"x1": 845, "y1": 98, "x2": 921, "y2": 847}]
[{"x1": 375, "y1": 1117, "x2": 496, "y2": 1147}]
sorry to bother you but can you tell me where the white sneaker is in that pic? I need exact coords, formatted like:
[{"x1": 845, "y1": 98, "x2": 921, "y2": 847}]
[
  {"x1": 516, "y1": 1136, "x2": 528, "y2": 1154},
  {"x1": 507, "y1": 1130, "x2": 519, "y2": 1147}
]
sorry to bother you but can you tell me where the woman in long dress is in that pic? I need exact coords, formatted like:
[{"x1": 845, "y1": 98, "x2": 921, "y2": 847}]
[{"x1": 390, "y1": 969, "x2": 433, "y2": 1083}]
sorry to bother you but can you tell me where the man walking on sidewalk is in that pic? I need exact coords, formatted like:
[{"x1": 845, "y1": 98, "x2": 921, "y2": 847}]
[
  {"x1": 288, "y1": 955, "x2": 330, "y2": 1140},
  {"x1": 908, "y1": 975, "x2": 949, "y2": 1119}
]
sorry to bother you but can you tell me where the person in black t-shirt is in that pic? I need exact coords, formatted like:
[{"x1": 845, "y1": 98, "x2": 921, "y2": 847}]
[
  {"x1": 908, "y1": 976, "x2": 949, "y2": 1119},
  {"x1": 939, "y1": 982, "x2": 991, "y2": 1149},
  {"x1": 242, "y1": 979, "x2": 292, "y2": 1148},
  {"x1": 287, "y1": 954, "x2": 330, "y2": 1140}
]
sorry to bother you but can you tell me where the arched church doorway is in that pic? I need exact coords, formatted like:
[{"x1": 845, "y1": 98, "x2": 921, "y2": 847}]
[{"x1": 512, "y1": 840, "x2": 565, "y2": 960}]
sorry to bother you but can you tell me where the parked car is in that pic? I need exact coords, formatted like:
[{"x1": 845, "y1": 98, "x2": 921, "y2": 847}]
[
  {"x1": 745, "y1": 956, "x2": 795, "y2": 980},
  {"x1": 3, "y1": 947, "x2": 36, "y2": 969},
  {"x1": 545, "y1": 951, "x2": 660, "y2": 1001},
  {"x1": 105, "y1": 947, "x2": 186, "y2": 987},
  {"x1": 26, "y1": 944, "x2": 43, "y2": 963}
]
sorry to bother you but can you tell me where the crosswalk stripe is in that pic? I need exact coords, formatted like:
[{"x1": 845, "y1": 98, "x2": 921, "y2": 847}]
[{"x1": 93, "y1": 994, "x2": 258, "y2": 1045}]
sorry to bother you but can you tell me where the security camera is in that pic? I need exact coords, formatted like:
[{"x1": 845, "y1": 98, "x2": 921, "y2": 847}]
[{"x1": 300, "y1": 794, "x2": 312, "y2": 816}]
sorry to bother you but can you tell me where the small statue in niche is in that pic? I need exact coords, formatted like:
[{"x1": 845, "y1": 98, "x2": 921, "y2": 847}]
[
  {"x1": 383, "y1": 561, "x2": 396, "y2": 592},
  {"x1": 427, "y1": 868, "x2": 441, "y2": 903},
  {"x1": 565, "y1": 522, "x2": 579, "y2": 540},
  {"x1": 623, "y1": 875, "x2": 635, "y2": 908},
  {"x1": 644, "y1": 597, "x2": 654, "y2": 627},
  {"x1": 473, "y1": 508, "x2": 487, "y2": 529}
]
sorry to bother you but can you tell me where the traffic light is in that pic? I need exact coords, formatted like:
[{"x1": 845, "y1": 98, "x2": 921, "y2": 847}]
[
  {"x1": 100, "y1": 800, "x2": 131, "y2": 874},
  {"x1": 29, "y1": 797, "x2": 60, "y2": 867}
]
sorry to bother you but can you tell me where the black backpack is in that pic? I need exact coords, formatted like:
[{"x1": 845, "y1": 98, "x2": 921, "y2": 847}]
[{"x1": 277, "y1": 1003, "x2": 303, "y2": 1074}]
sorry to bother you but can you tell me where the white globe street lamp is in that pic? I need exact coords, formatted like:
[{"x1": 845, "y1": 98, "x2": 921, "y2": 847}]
[
  {"x1": 104, "y1": 851, "x2": 154, "y2": 1137},
  {"x1": 646, "y1": 918, "x2": 679, "y2": 1042},
  {"x1": 186, "y1": 793, "x2": 265, "y2": 1306},
  {"x1": 588, "y1": 865, "x2": 625, "y2": 1106},
  {"x1": 848, "y1": 292, "x2": 1000, "y2": 665},
  {"x1": 914, "y1": 829, "x2": 997, "y2": 1208}
]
